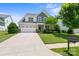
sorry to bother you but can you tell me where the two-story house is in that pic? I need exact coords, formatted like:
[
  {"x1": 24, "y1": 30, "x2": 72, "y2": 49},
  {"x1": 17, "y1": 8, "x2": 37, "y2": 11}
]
[{"x1": 19, "y1": 11, "x2": 49, "y2": 33}]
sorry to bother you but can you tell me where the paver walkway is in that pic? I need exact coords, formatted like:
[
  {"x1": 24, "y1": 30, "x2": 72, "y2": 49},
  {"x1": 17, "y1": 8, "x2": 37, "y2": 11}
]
[
  {"x1": 46, "y1": 43, "x2": 79, "y2": 49},
  {"x1": 0, "y1": 33, "x2": 61, "y2": 56}
]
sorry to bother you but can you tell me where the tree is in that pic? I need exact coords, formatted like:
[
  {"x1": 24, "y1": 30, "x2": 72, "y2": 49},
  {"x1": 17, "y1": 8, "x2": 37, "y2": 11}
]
[
  {"x1": 59, "y1": 3, "x2": 79, "y2": 29},
  {"x1": 44, "y1": 16, "x2": 57, "y2": 31},
  {"x1": 54, "y1": 24, "x2": 60, "y2": 33},
  {"x1": 67, "y1": 27, "x2": 73, "y2": 34},
  {"x1": 8, "y1": 22, "x2": 20, "y2": 33}
]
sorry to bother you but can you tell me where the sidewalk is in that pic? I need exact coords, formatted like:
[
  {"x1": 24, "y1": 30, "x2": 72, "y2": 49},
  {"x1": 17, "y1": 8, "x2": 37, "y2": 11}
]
[{"x1": 46, "y1": 42, "x2": 79, "y2": 49}]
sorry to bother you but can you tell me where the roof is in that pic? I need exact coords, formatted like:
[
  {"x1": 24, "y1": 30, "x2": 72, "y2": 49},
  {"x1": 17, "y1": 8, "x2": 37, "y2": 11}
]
[
  {"x1": 0, "y1": 14, "x2": 10, "y2": 19},
  {"x1": 25, "y1": 13, "x2": 37, "y2": 16},
  {"x1": 25, "y1": 10, "x2": 50, "y2": 17},
  {"x1": 18, "y1": 10, "x2": 50, "y2": 23},
  {"x1": 0, "y1": 14, "x2": 10, "y2": 21},
  {"x1": 38, "y1": 10, "x2": 50, "y2": 17}
]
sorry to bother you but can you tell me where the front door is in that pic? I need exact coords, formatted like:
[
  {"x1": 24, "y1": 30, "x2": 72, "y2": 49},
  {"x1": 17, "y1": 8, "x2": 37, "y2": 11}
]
[{"x1": 38, "y1": 25, "x2": 44, "y2": 31}]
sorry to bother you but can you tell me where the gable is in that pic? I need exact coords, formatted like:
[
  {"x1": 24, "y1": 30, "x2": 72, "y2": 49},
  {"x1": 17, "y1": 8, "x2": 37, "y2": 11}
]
[
  {"x1": 37, "y1": 12, "x2": 48, "y2": 23},
  {"x1": 0, "y1": 14, "x2": 10, "y2": 23},
  {"x1": 37, "y1": 12, "x2": 48, "y2": 17}
]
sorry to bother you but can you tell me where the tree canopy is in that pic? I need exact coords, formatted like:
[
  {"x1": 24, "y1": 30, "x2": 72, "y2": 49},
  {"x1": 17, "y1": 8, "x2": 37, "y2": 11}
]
[
  {"x1": 59, "y1": 3, "x2": 79, "y2": 29},
  {"x1": 45, "y1": 16, "x2": 57, "y2": 24},
  {"x1": 44, "y1": 16, "x2": 57, "y2": 30}
]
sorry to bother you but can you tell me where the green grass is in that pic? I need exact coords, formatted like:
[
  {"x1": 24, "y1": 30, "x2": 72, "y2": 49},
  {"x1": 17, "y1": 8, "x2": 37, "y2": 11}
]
[
  {"x1": 0, "y1": 31, "x2": 15, "y2": 43},
  {"x1": 39, "y1": 33, "x2": 79, "y2": 44},
  {"x1": 51, "y1": 47, "x2": 79, "y2": 56}
]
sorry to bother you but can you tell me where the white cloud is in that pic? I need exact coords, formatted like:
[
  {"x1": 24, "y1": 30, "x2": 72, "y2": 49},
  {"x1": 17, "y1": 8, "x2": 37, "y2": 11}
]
[
  {"x1": 46, "y1": 3, "x2": 61, "y2": 16},
  {"x1": 50, "y1": 7, "x2": 61, "y2": 15},
  {"x1": 11, "y1": 15, "x2": 22, "y2": 22},
  {"x1": 46, "y1": 3, "x2": 57, "y2": 9},
  {"x1": 11, "y1": 14, "x2": 24, "y2": 25}
]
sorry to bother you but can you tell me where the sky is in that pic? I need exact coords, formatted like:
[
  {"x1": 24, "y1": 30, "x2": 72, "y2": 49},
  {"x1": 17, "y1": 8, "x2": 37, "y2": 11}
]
[{"x1": 0, "y1": 3, "x2": 61, "y2": 23}]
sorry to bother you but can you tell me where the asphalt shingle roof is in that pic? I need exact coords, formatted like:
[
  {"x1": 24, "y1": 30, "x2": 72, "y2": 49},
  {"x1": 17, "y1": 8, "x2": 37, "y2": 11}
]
[{"x1": 0, "y1": 14, "x2": 10, "y2": 22}]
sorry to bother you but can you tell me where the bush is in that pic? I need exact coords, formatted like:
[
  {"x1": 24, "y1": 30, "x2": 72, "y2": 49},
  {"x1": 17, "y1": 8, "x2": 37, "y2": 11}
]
[
  {"x1": 43, "y1": 29, "x2": 53, "y2": 33},
  {"x1": 8, "y1": 22, "x2": 20, "y2": 33},
  {"x1": 36, "y1": 29, "x2": 40, "y2": 33},
  {"x1": 54, "y1": 25, "x2": 60, "y2": 33},
  {"x1": 67, "y1": 28, "x2": 73, "y2": 34},
  {"x1": 61, "y1": 30, "x2": 67, "y2": 33}
]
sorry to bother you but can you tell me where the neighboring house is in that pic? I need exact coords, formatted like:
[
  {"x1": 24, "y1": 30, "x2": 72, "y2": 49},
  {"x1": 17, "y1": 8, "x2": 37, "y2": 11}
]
[
  {"x1": 0, "y1": 14, "x2": 13, "y2": 31},
  {"x1": 57, "y1": 19, "x2": 79, "y2": 34},
  {"x1": 19, "y1": 11, "x2": 50, "y2": 33},
  {"x1": 57, "y1": 19, "x2": 69, "y2": 32}
]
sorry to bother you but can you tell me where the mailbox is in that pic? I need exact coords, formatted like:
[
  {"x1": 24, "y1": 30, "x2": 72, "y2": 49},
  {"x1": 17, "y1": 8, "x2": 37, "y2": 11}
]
[
  {"x1": 68, "y1": 36, "x2": 79, "y2": 43},
  {"x1": 67, "y1": 36, "x2": 79, "y2": 51}
]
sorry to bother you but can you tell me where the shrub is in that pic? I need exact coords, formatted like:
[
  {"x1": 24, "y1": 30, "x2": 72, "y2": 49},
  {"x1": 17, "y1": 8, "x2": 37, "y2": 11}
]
[
  {"x1": 61, "y1": 30, "x2": 67, "y2": 33},
  {"x1": 36, "y1": 29, "x2": 40, "y2": 33},
  {"x1": 43, "y1": 29, "x2": 53, "y2": 33},
  {"x1": 8, "y1": 22, "x2": 20, "y2": 33},
  {"x1": 54, "y1": 25, "x2": 60, "y2": 33},
  {"x1": 43, "y1": 29, "x2": 47, "y2": 33},
  {"x1": 67, "y1": 28, "x2": 73, "y2": 34}
]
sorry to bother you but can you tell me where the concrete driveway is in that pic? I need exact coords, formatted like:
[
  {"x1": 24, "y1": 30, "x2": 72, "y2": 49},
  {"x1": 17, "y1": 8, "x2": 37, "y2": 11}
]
[{"x1": 0, "y1": 33, "x2": 61, "y2": 56}]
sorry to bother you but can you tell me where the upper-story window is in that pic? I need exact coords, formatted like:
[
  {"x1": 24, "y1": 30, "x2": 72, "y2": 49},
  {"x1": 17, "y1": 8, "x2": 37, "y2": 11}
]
[
  {"x1": 22, "y1": 18, "x2": 25, "y2": 22},
  {"x1": 38, "y1": 17, "x2": 43, "y2": 22},
  {"x1": 28, "y1": 17, "x2": 33, "y2": 22}
]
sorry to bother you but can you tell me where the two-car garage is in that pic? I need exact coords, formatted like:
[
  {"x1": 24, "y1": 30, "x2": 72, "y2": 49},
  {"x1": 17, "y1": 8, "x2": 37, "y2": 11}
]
[
  {"x1": 21, "y1": 28, "x2": 36, "y2": 33},
  {"x1": 20, "y1": 23, "x2": 36, "y2": 33}
]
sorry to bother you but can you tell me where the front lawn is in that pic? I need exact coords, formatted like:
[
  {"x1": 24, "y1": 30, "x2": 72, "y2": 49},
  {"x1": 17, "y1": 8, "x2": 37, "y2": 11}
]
[
  {"x1": 51, "y1": 47, "x2": 79, "y2": 56},
  {"x1": 0, "y1": 31, "x2": 15, "y2": 43},
  {"x1": 39, "y1": 33, "x2": 79, "y2": 44}
]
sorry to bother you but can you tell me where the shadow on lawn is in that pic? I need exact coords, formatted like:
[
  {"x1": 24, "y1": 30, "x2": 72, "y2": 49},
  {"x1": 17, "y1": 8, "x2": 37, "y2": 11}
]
[
  {"x1": 53, "y1": 33, "x2": 79, "y2": 40},
  {"x1": 64, "y1": 50, "x2": 74, "y2": 56}
]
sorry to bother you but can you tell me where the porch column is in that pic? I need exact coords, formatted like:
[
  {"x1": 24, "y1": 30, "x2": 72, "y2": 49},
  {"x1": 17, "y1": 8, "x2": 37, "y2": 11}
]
[
  {"x1": 36, "y1": 23, "x2": 38, "y2": 29},
  {"x1": 43, "y1": 24, "x2": 45, "y2": 29}
]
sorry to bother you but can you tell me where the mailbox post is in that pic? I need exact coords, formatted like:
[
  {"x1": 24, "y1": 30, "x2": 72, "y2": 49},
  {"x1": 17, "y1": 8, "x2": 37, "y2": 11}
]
[
  {"x1": 68, "y1": 39, "x2": 70, "y2": 51},
  {"x1": 67, "y1": 36, "x2": 78, "y2": 52}
]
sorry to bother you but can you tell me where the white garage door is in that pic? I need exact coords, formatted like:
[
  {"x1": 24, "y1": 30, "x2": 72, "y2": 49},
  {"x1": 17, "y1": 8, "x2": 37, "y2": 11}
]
[
  {"x1": 20, "y1": 23, "x2": 36, "y2": 33},
  {"x1": 21, "y1": 28, "x2": 36, "y2": 33}
]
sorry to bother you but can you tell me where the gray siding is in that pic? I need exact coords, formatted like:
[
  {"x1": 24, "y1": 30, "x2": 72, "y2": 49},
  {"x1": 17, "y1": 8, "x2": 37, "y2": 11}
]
[{"x1": 37, "y1": 12, "x2": 47, "y2": 23}]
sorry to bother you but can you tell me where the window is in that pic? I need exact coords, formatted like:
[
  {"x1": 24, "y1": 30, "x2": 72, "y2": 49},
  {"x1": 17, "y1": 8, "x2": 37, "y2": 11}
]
[
  {"x1": 38, "y1": 17, "x2": 43, "y2": 22},
  {"x1": 38, "y1": 16, "x2": 46, "y2": 22},
  {"x1": 45, "y1": 25, "x2": 49, "y2": 29},
  {"x1": 28, "y1": 17, "x2": 33, "y2": 22},
  {"x1": 22, "y1": 18, "x2": 25, "y2": 22}
]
